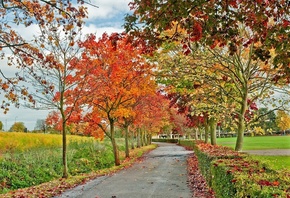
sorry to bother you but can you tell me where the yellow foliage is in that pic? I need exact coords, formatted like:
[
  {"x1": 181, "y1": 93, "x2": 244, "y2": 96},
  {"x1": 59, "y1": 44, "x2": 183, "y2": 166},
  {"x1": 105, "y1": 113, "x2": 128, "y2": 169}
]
[{"x1": 253, "y1": 126, "x2": 265, "y2": 136}]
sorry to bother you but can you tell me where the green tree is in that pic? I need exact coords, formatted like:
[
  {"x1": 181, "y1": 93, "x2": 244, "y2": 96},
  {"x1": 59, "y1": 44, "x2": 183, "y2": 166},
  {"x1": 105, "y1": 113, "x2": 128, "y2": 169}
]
[
  {"x1": 253, "y1": 108, "x2": 278, "y2": 134},
  {"x1": 34, "y1": 119, "x2": 46, "y2": 133},
  {"x1": 9, "y1": 122, "x2": 26, "y2": 132},
  {"x1": 0, "y1": 121, "x2": 3, "y2": 131}
]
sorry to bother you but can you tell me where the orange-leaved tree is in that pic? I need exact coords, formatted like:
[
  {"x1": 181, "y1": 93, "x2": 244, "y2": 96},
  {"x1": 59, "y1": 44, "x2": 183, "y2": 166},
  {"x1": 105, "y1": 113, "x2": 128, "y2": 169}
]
[
  {"x1": 71, "y1": 33, "x2": 155, "y2": 165},
  {"x1": 133, "y1": 92, "x2": 172, "y2": 147},
  {"x1": 117, "y1": 78, "x2": 157, "y2": 158}
]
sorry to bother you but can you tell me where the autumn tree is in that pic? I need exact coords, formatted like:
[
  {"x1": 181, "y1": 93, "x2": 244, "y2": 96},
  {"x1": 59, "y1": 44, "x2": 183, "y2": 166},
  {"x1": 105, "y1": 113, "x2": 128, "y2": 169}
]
[
  {"x1": 169, "y1": 108, "x2": 189, "y2": 138},
  {"x1": 71, "y1": 33, "x2": 155, "y2": 166},
  {"x1": 45, "y1": 110, "x2": 62, "y2": 133},
  {"x1": 134, "y1": 92, "x2": 171, "y2": 146},
  {"x1": 276, "y1": 110, "x2": 290, "y2": 135},
  {"x1": 115, "y1": 76, "x2": 157, "y2": 157},
  {"x1": 117, "y1": 89, "x2": 157, "y2": 158},
  {"x1": 6, "y1": 3, "x2": 87, "y2": 177},
  {"x1": 154, "y1": 41, "x2": 228, "y2": 145},
  {"x1": 0, "y1": 1, "x2": 90, "y2": 112},
  {"x1": 207, "y1": 41, "x2": 283, "y2": 150},
  {"x1": 155, "y1": 30, "x2": 284, "y2": 150},
  {"x1": 9, "y1": 122, "x2": 26, "y2": 132},
  {"x1": 125, "y1": 1, "x2": 290, "y2": 74}
]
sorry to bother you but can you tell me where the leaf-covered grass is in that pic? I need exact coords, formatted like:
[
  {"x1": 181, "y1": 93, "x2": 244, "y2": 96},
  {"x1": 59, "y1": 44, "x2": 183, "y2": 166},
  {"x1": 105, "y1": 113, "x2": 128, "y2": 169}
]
[{"x1": 217, "y1": 135, "x2": 290, "y2": 150}]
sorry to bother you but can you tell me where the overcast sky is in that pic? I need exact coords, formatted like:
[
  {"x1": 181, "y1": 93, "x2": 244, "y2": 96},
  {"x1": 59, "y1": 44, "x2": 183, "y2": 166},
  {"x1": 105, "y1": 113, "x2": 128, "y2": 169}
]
[{"x1": 0, "y1": 0, "x2": 131, "y2": 131}]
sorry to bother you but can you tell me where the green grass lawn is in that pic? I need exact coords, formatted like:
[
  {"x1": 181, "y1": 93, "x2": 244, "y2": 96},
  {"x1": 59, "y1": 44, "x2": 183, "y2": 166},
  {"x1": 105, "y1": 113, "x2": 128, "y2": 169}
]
[
  {"x1": 217, "y1": 135, "x2": 290, "y2": 150},
  {"x1": 249, "y1": 155, "x2": 290, "y2": 170},
  {"x1": 217, "y1": 135, "x2": 290, "y2": 170}
]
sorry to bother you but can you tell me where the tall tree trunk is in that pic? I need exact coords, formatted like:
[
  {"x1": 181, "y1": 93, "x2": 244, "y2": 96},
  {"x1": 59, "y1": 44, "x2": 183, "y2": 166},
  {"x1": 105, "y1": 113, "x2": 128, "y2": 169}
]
[
  {"x1": 194, "y1": 128, "x2": 198, "y2": 140},
  {"x1": 60, "y1": 95, "x2": 68, "y2": 178},
  {"x1": 110, "y1": 119, "x2": 120, "y2": 166},
  {"x1": 209, "y1": 117, "x2": 217, "y2": 145},
  {"x1": 137, "y1": 128, "x2": 141, "y2": 148},
  {"x1": 235, "y1": 94, "x2": 248, "y2": 151},
  {"x1": 131, "y1": 131, "x2": 135, "y2": 149},
  {"x1": 62, "y1": 119, "x2": 68, "y2": 178},
  {"x1": 140, "y1": 129, "x2": 144, "y2": 147},
  {"x1": 125, "y1": 125, "x2": 130, "y2": 158},
  {"x1": 147, "y1": 134, "x2": 152, "y2": 145},
  {"x1": 204, "y1": 118, "x2": 210, "y2": 143},
  {"x1": 199, "y1": 128, "x2": 203, "y2": 140},
  {"x1": 144, "y1": 130, "x2": 148, "y2": 146}
]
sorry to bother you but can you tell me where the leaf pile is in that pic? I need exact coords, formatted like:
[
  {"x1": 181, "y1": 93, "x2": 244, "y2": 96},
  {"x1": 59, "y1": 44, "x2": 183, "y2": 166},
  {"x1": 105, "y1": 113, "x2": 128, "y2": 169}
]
[{"x1": 187, "y1": 153, "x2": 215, "y2": 198}]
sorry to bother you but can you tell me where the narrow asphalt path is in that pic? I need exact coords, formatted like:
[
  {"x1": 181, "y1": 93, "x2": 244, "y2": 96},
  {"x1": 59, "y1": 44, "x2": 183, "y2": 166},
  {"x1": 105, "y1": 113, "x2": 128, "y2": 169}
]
[{"x1": 55, "y1": 142, "x2": 194, "y2": 198}]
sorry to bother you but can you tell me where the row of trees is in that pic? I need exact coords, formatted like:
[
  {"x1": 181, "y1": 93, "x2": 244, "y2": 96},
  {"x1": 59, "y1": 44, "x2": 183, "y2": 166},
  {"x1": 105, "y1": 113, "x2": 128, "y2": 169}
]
[
  {"x1": 124, "y1": 0, "x2": 290, "y2": 151},
  {"x1": 1, "y1": 0, "x2": 289, "y2": 178},
  {"x1": 0, "y1": 1, "x2": 162, "y2": 178},
  {"x1": 3, "y1": 105, "x2": 290, "y2": 136}
]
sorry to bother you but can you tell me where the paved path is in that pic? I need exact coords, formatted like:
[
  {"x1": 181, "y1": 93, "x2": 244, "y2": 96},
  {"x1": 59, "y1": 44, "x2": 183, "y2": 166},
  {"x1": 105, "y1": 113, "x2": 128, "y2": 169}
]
[
  {"x1": 245, "y1": 149, "x2": 290, "y2": 156},
  {"x1": 55, "y1": 142, "x2": 194, "y2": 198}
]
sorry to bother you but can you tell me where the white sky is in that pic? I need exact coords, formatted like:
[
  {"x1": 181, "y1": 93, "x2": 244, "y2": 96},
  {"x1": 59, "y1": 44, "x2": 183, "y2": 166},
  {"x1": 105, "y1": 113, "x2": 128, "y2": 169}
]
[{"x1": 0, "y1": 0, "x2": 131, "y2": 130}]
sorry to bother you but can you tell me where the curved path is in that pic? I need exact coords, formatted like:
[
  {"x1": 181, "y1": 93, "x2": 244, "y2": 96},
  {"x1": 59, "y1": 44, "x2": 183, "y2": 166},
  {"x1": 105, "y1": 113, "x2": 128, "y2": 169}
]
[{"x1": 55, "y1": 142, "x2": 194, "y2": 198}]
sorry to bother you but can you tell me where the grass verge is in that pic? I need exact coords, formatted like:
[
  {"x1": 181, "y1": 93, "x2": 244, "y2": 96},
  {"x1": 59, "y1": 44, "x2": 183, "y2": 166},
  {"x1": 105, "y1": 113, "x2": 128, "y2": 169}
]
[{"x1": 1, "y1": 144, "x2": 157, "y2": 198}]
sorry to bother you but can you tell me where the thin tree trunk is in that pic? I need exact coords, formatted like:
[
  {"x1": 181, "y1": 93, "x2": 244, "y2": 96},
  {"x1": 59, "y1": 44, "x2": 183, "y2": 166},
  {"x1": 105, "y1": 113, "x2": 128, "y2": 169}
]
[
  {"x1": 195, "y1": 128, "x2": 198, "y2": 140},
  {"x1": 209, "y1": 117, "x2": 217, "y2": 145},
  {"x1": 199, "y1": 128, "x2": 203, "y2": 140},
  {"x1": 131, "y1": 131, "x2": 135, "y2": 149},
  {"x1": 204, "y1": 123, "x2": 209, "y2": 143},
  {"x1": 144, "y1": 130, "x2": 148, "y2": 146},
  {"x1": 125, "y1": 125, "x2": 130, "y2": 158},
  {"x1": 137, "y1": 128, "x2": 141, "y2": 148},
  {"x1": 110, "y1": 119, "x2": 120, "y2": 166},
  {"x1": 62, "y1": 120, "x2": 68, "y2": 178},
  {"x1": 147, "y1": 134, "x2": 152, "y2": 145},
  {"x1": 141, "y1": 129, "x2": 144, "y2": 147}
]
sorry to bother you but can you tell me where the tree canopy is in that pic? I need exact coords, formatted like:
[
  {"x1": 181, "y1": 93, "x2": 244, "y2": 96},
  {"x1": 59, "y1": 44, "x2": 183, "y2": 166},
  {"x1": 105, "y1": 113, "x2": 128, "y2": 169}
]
[{"x1": 125, "y1": 0, "x2": 290, "y2": 74}]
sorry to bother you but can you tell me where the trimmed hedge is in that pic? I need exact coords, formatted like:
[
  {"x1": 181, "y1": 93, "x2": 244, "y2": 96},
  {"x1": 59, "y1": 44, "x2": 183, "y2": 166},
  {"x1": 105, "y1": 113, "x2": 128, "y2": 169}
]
[
  {"x1": 212, "y1": 158, "x2": 290, "y2": 198},
  {"x1": 178, "y1": 139, "x2": 195, "y2": 149},
  {"x1": 180, "y1": 140, "x2": 290, "y2": 198},
  {"x1": 152, "y1": 138, "x2": 178, "y2": 143}
]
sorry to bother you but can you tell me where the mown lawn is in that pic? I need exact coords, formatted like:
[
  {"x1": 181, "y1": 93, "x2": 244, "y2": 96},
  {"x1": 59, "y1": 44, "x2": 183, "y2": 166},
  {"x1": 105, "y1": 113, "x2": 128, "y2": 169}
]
[
  {"x1": 217, "y1": 135, "x2": 290, "y2": 150},
  {"x1": 217, "y1": 135, "x2": 290, "y2": 170},
  {"x1": 249, "y1": 155, "x2": 290, "y2": 170}
]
